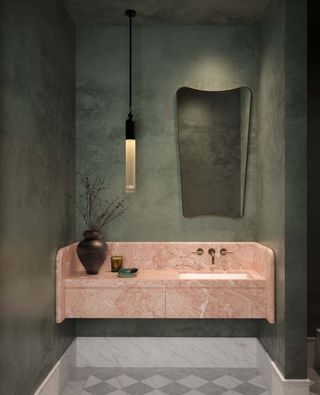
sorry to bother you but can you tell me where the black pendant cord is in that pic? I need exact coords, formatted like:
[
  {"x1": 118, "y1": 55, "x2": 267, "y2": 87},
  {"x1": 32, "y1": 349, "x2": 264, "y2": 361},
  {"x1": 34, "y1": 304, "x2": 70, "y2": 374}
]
[
  {"x1": 125, "y1": 10, "x2": 136, "y2": 139},
  {"x1": 126, "y1": 9, "x2": 136, "y2": 116},
  {"x1": 129, "y1": 11, "x2": 132, "y2": 114}
]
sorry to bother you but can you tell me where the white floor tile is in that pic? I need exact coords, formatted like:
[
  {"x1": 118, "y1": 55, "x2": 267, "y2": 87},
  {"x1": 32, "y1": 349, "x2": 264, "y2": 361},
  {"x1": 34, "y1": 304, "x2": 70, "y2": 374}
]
[
  {"x1": 178, "y1": 374, "x2": 208, "y2": 388},
  {"x1": 106, "y1": 374, "x2": 137, "y2": 389},
  {"x1": 212, "y1": 374, "x2": 243, "y2": 389},
  {"x1": 84, "y1": 375, "x2": 102, "y2": 388},
  {"x1": 142, "y1": 374, "x2": 172, "y2": 388}
]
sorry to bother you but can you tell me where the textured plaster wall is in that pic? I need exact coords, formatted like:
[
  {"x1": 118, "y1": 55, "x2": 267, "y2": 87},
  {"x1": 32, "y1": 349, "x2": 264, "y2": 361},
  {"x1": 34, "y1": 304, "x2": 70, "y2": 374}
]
[
  {"x1": 75, "y1": 319, "x2": 258, "y2": 337},
  {"x1": 308, "y1": 0, "x2": 320, "y2": 337},
  {"x1": 76, "y1": 25, "x2": 258, "y2": 242},
  {"x1": 0, "y1": 0, "x2": 75, "y2": 394},
  {"x1": 76, "y1": 24, "x2": 259, "y2": 337},
  {"x1": 65, "y1": 0, "x2": 269, "y2": 25},
  {"x1": 257, "y1": 0, "x2": 307, "y2": 379}
]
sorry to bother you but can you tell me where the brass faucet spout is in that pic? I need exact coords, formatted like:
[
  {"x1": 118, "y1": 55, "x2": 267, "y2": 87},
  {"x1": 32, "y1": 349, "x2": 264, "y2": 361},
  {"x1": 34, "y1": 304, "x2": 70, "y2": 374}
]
[{"x1": 208, "y1": 248, "x2": 215, "y2": 265}]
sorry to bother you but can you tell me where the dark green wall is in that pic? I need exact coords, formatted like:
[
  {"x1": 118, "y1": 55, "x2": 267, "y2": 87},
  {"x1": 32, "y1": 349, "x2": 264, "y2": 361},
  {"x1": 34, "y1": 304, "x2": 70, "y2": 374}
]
[
  {"x1": 76, "y1": 319, "x2": 258, "y2": 337},
  {"x1": 257, "y1": 0, "x2": 307, "y2": 379},
  {"x1": 0, "y1": 0, "x2": 75, "y2": 394},
  {"x1": 76, "y1": 25, "x2": 258, "y2": 242},
  {"x1": 308, "y1": 0, "x2": 320, "y2": 337}
]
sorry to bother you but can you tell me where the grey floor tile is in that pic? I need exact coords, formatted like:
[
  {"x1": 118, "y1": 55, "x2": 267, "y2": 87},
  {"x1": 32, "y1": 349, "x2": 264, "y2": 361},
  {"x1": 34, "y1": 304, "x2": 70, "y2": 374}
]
[
  {"x1": 70, "y1": 368, "x2": 94, "y2": 380},
  {"x1": 178, "y1": 374, "x2": 208, "y2": 389},
  {"x1": 84, "y1": 381, "x2": 118, "y2": 395},
  {"x1": 188, "y1": 368, "x2": 230, "y2": 381},
  {"x1": 309, "y1": 368, "x2": 320, "y2": 395},
  {"x1": 120, "y1": 368, "x2": 167, "y2": 381},
  {"x1": 159, "y1": 381, "x2": 191, "y2": 394},
  {"x1": 233, "y1": 382, "x2": 266, "y2": 395},
  {"x1": 72, "y1": 368, "x2": 119, "y2": 381},
  {"x1": 247, "y1": 375, "x2": 267, "y2": 389},
  {"x1": 196, "y1": 382, "x2": 226, "y2": 395},
  {"x1": 62, "y1": 367, "x2": 270, "y2": 395},
  {"x1": 224, "y1": 368, "x2": 261, "y2": 382},
  {"x1": 212, "y1": 375, "x2": 243, "y2": 389},
  {"x1": 125, "y1": 381, "x2": 155, "y2": 395},
  {"x1": 61, "y1": 380, "x2": 85, "y2": 395},
  {"x1": 153, "y1": 368, "x2": 199, "y2": 382},
  {"x1": 310, "y1": 382, "x2": 320, "y2": 395},
  {"x1": 141, "y1": 374, "x2": 173, "y2": 389},
  {"x1": 84, "y1": 375, "x2": 102, "y2": 388},
  {"x1": 106, "y1": 374, "x2": 138, "y2": 389}
]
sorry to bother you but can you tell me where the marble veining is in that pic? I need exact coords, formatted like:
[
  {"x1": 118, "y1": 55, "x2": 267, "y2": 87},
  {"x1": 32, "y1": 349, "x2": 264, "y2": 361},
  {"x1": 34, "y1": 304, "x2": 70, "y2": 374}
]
[
  {"x1": 56, "y1": 242, "x2": 275, "y2": 323},
  {"x1": 76, "y1": 338, "x2": 258, "y2": 368}
]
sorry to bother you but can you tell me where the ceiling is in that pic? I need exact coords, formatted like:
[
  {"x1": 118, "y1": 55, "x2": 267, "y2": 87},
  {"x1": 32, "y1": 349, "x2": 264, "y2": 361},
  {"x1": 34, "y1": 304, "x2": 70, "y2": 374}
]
[{"x1": 64, "y1": 0, "x2": 270, "y2": 26}]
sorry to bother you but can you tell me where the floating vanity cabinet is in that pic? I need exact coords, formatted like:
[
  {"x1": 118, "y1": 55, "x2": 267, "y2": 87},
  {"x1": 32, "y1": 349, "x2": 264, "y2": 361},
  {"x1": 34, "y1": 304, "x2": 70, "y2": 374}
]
[
  {"x1": 56, "y1": 242, "x2": 275, "y2": 324},
  {"x1": 165, "y1": 287, "x2": 266, "y2": 319},
  {"x1": 64, "y1": 287, "x2": 165, "y2": 319}
]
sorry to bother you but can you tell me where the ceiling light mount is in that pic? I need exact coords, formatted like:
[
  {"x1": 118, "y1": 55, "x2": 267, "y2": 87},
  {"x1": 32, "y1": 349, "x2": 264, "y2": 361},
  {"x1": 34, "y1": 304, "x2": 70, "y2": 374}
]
[{"x1": 125, "y1": 9, "x2": 136, "y2": 18}]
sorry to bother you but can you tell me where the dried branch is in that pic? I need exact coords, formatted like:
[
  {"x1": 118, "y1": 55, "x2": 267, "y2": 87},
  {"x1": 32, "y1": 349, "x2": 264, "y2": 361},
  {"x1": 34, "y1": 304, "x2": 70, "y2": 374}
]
[{"x1": 71, "y1": 168, "x2": 128, "y2": 231}]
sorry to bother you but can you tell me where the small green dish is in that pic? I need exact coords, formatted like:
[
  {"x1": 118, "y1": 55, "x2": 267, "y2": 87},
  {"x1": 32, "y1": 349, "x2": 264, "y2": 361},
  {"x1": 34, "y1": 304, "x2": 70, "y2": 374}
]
[{"x1": 117, "y1": 268, "x2": 138, "y2": 278}]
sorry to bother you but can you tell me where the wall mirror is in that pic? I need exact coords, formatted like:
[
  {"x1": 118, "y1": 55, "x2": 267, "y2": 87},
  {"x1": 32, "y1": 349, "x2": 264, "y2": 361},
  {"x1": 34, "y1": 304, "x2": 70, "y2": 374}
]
[{"x1": 176, "y1": 87, "x2": 252, "y2": 218}]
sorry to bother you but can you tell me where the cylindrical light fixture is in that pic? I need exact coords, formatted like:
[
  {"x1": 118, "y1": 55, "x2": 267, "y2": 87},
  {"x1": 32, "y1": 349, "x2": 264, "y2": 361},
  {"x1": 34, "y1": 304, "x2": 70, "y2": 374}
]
[
  {"x1": 125, "y1": 113, "x2": 135, "y2": 192},
  {"x1": 125, "y1": 9, "x2": 136, "y2": 193}
]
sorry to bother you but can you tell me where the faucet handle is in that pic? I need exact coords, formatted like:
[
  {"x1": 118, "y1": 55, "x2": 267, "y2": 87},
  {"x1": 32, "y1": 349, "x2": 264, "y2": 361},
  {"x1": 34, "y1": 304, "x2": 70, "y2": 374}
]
[
  {"x1": 220, "y1": 248, "x2": 233, "y2": 256},
  {"x1": 192, "y1": 248, "x2": 204, "y2": 256},
  {"x1": 208, "y1": 248, "x2": 216, "y2": 265}
]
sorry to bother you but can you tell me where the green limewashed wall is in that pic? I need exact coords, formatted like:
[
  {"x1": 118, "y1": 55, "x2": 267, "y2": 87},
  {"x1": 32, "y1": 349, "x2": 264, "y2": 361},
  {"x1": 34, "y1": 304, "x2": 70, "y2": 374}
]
[
  {"x1": 308, "y1": 0, "x2": 320, "y2": 337},
  {"x1": 76, "y1": 24, "x2": 259, "y2": 337},
  {"x1": 76, "y1": 25, "x2": 258, "y2": 242},
  {"x1": 257, "y1": 0, "x2": 307, "y2": 379},
  {"x1": 0, "y1": 0, "x2": 75, "y2": 394}
]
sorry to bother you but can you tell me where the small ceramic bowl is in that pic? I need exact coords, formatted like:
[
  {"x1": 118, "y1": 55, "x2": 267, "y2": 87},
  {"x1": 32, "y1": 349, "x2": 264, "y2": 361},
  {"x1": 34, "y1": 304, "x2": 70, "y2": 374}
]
[{"x1": 117, "y1": 268, "x2": 138, "y2": 278}]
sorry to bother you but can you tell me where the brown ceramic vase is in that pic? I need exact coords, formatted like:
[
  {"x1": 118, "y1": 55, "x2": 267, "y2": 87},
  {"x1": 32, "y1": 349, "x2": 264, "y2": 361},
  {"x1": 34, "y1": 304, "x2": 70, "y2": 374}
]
[{"x1": 76, "y1": 230, "x2": 107, "y2": 275}]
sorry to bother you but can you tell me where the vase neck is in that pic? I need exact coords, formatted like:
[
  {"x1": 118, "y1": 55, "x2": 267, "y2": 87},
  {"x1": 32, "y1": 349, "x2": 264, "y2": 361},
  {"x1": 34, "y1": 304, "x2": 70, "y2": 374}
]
[{"x1": 83, "y1": 230, "x2": 101, "y2": 240}]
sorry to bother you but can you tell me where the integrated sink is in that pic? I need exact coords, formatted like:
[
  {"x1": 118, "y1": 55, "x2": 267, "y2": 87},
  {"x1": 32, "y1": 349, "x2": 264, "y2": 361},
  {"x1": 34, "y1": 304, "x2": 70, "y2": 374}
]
[{"x1": 178, "y1": 272, "x2": 249, "y2": 280}]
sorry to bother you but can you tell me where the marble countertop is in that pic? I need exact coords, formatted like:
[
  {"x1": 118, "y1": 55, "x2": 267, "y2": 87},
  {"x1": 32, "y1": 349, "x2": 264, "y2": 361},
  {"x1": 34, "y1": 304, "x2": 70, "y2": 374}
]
[
  {"x1": 56, "y1": 242, "x2": 275, "y2": 323},
  {"x1": 64, "y1": 269, "x2": 266, "y2": 289}
]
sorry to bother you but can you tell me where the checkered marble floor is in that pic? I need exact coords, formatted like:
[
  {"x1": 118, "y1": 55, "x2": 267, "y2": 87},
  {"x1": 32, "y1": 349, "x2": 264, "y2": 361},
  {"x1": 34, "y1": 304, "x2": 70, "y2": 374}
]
[{"x1": 61, "y1": 368, "x2": 269, "y2": 395}]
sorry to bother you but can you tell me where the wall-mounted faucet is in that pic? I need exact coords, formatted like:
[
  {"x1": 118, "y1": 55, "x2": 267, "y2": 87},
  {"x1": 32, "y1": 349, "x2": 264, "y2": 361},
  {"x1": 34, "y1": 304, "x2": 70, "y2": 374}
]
[
  {"x1": 192, "y1": 248, "x2": 204, "y2": 255},
  {"x1": 208, "y1": 248, "x2": 215, "y2": 265},
  {"x1": 220, "y1": 248, "x2": 233, "y2": 256},
  {"x1": 220, "y1": 248, "x2": 233, "y2": 271}
]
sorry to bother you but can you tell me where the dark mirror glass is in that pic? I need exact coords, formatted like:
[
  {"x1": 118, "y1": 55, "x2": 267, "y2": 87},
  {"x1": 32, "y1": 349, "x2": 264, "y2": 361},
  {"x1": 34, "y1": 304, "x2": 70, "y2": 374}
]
[{"x1": 176, "y1": 87, "x2": 252, "y2": 218}]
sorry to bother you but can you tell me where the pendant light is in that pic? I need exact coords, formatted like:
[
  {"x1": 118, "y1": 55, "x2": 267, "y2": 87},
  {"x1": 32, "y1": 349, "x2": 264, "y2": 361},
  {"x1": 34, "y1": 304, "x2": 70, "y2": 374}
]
[{"x1": 125, "y1": 9, "x2": 136, "y2": 193}]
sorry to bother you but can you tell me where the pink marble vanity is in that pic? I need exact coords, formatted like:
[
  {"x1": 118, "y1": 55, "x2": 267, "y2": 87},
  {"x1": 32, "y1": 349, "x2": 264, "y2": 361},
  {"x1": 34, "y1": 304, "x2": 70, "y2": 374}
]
[{"x1": 56, "y1": 242, "x2": 275, "y2": 324}]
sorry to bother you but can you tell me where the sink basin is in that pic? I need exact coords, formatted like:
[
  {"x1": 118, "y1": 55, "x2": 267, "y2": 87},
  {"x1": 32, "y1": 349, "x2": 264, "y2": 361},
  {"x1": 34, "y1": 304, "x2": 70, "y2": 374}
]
[{"x1": 178, "y1": 272, "x2": 249, "y2": 280}]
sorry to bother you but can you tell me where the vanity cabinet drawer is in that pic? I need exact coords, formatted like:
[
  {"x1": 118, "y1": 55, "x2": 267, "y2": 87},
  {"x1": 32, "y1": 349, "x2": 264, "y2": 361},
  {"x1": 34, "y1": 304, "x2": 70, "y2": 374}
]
[
  {"x1": 166, "y1": 288, "x2": 266, "y2": 319},
  {"x1": 65, "y1": 287, "x2": 165, "y2": 318}
]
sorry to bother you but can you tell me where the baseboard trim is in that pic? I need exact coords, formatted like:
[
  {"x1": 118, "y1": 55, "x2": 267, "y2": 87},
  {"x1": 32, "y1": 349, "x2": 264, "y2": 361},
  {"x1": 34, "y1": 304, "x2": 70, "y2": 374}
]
[
  {"x1": 33, "y1": 340, "x2": 76, "y2": 395},
  {"x1": 257, "y1": 340, "x2": 310, "y2": 395}
]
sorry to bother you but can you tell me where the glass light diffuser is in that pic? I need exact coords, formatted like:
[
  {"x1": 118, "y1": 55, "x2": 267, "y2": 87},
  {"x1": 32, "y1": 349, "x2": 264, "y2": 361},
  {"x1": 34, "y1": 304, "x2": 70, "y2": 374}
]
[{"x1": 125, "y1": 138, "x2": 136, "y2": 192}]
